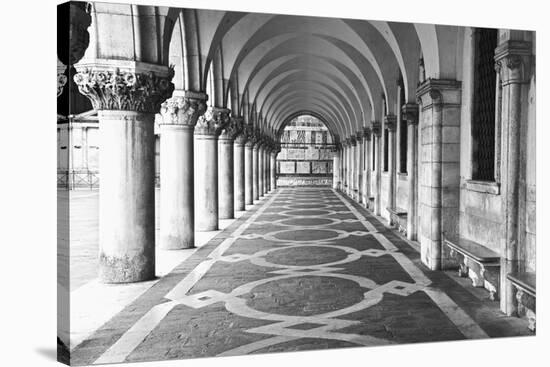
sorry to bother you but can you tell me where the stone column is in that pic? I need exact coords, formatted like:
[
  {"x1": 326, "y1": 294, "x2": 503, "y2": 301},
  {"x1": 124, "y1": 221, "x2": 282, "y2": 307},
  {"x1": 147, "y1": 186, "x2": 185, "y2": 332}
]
[
  {"x1": 494, "y1": 40, "x2": 532, "y2": 314},
  {"x1": 73, "y1": 63, "x2": 174, "y2": 283},
  {"x1": 234, "y1": 122, "x2": 246, "y2": 211},
  {"x1": 356, "y1": 131, "x2": 364, "y2": 201},
  {"x1": 270, "y1": 149, "x2": 277, "y2": 190},
  {"x1": 350, "y1": 137, "x2": 357, "y2": 199},
  {"x1": 332, "y1": 149, "x2": 340, "y2": 189},
  {"x1": 416, "y1": 79, "x2": 462, "y2": 270},
  {"x1": 265, "y1": 146, "x2": 271, "y2": 192},
  {"x1": 372, "y1": 121, "x2": 382, "y2": 216},
  {"x1": 257, "y1": 142, "x2": 264, "y2": 197},
  {"x1": 218, "y1": 116, "x2": 242, "y2": 219},
  {"x1": 194, "y1": 107, "x2": 229, "y2": 231},
  {"x1": 245, "y1": 136, "x2": 255, "y2": 205},
  {"x1": 253, "y1": 139, "x2": 260, "y2": 201},
  {"x1": 403, "y1": 104, "x2": 419, "y2": 241},
  {"x1": 386, "y1": 115, "x2": 397, "y2": 214},
  {"x1": 159, "y1": 91, "x2": 207, "y2": 250},
  {"x1": 363, "y1": 127, "x2": 372, "y2": 207}
]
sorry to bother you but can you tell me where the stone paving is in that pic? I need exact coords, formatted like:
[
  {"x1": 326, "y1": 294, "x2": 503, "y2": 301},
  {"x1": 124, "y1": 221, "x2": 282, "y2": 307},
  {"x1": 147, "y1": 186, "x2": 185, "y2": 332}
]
[{"x1": 70, "y1": 187, "x2": 532, "y2": 365}]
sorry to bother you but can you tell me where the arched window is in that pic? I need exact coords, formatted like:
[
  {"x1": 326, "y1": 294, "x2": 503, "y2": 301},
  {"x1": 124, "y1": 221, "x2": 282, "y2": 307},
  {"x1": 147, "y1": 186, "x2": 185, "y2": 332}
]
[{"x1": 471, "y1": 28, "x2": 498, "y2": 181}]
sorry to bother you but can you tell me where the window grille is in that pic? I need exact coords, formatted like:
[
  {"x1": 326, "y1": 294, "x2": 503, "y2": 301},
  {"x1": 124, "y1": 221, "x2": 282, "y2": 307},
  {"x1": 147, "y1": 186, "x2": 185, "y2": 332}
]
[{"x1": 472, "y1": 28, "x2": 498, "y2": 181}]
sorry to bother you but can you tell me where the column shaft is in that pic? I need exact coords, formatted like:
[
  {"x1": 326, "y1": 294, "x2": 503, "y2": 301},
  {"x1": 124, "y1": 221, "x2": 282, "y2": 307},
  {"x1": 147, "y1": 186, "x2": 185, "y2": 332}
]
[
  {"x1": 245, "y1": 144, "x2": 254, "y2": 205},
  {"x1": 159, "y1": 124, "x2": 194, "y2": 249},
  {"x1": 253, "y1": 146, "x2": 259, "y2": 200},
  {"x1": 218, "y1": 137, "x2": 234, "y2": 219},
  {"x1": 195, "y1": 134, "x2": 219, "y2": 231},
  {"x1": 234, "y1": 141, "x2": 245, "y2": 211},
  {"x1": 270, "y1": 152, "x2": 277, "y2": 190},
  {"x1": 98, "y1": 111, "x2": 155, "y2": 283}
]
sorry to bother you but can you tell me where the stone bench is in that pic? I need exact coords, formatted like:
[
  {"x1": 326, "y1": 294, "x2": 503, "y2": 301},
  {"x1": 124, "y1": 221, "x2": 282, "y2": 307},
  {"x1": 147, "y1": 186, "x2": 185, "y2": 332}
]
[
  {"x1": 387, "y1": 207, "x2": 407, "y2": 235},
  {"x1": 442, "y1": 235, "x2": 500, "y2": 301},
  {"x1": 507, "y1": 271, "x2": 536, "y2": 331}
]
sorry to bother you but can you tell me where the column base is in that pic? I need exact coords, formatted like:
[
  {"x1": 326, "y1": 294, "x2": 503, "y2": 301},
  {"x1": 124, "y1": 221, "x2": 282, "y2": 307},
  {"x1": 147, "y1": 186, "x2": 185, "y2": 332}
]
[{"x1": 99, "y1": 252, "x2": 155, "y2": 283}]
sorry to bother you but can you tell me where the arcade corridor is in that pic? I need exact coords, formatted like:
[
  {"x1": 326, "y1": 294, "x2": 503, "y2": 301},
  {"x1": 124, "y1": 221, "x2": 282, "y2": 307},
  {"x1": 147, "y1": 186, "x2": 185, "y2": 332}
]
[{"x1": 70, "y1": 187, "x2": 530, "y2": 365}]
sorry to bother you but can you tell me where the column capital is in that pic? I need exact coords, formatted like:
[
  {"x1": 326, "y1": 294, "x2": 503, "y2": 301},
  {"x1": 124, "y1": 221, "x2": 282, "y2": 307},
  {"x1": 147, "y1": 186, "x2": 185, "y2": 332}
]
[
  {"x1": 355, "y1": 130, "x2": 364, "y2": 142},
  {"x1": 159, "y1": 91, "x2": 208, "y2": 127},
  {"x1": 416, "y1": 78, "x2": 462, "y2": 109},
  {"x1": 494, "y1": 40, "x2": 532, "y2": 85},
  {"x1": 244, "y1": 125, "x2": 258, "y2": 148},
  {"x1": 402, "y1": 103, "x2": 419, "y2": 125},
  {"x1": 74, "y1": 60, "x2": 175, "y2": 113},
  {"x1": 219, "y1": 115, "x2": 244, "y2": 141},
  {"x1": 363, "y1": 127, "x2": 372, "y2": 140},
  {"x1": 384, "y1": 115, "x2": 397, "y2": 131},
  {"x1": 350, "y1": 136, "x2": 357, "y2": 146},
  {"x1": 195, "y1": 106, "x2": 230, "y2": 136},
  {"x1": 371, "y1": 121, "x2": 382, "y2": 137}
]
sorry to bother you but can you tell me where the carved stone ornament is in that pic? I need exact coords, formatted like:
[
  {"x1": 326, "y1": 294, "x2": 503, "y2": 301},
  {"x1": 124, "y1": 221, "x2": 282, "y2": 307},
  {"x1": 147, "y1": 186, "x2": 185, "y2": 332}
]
[
  {"x1": 57, "y1": 59, "x2": 68, "y2": 97},
  {"x1": 384, "y1": 115, "x2": 397, "y2": 131},
  {"x1": 219, "y1": 116, "x2": 244, "y2": 140},
  {"x1": 371, "y1": 121, "x2": 382, "y2": 136},
  {"x1": 402, "y1": 103, "x2": 419, "y2": 125},
  {"x1": 160, "y1": 92, "x2": 208, "y2": 126},
  {"x1": 356, "y1": 130, "x2": 364, "y2": 141},
  {"x1": 195, "y1": 107, "x2": 231, "y2": 136},
  {"x1": 244, "y1": 125, "x2": 257, "y2": 147},
  {"x1": 350, "y1": 136, "x2": 357, "y2": 146},
  {"x1": 363, "y1": 127, "x2": 372, "y2": 140},
  {"x1": 73, "y1": 65, "x2": 175, "y2": 113},
  {"x1": 232, "y1": 118, "x2": 248, "y2": 144}
]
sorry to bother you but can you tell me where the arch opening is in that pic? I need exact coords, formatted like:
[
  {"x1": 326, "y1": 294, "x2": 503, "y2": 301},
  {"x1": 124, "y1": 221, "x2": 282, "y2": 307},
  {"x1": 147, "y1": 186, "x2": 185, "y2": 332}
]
[{"x1": 276, "y1": 114, "x2": 336, "y2": 187}]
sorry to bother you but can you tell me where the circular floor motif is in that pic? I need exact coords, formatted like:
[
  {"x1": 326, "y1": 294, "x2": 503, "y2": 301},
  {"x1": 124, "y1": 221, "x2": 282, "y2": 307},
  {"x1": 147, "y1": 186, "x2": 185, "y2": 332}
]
[
  {"x1": 279, "y1": 217, "x2": 334, "y2": 227},
  {"x1": 246, "y1": 275, "x2": 364, "y2": 316},
  {"x1": 273, "y1": 229, "x2": 338, "y2": 241},
  {"x1": 284, "y1": 209, "x2": 330, "y2": 216},
  {"x1": 265, "y1": 246, "x2": 347, "y2": 266}
]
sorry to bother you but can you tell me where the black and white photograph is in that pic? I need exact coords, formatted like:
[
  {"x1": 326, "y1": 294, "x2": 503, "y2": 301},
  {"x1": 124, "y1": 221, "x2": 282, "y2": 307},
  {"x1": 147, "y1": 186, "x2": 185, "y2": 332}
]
[{"x1": 1, "y1": 0, "x2": 548, "y2": 366}]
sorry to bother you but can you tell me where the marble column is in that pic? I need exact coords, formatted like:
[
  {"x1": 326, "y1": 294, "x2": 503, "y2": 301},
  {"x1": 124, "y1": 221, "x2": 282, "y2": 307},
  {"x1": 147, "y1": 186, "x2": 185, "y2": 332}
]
[
  {"x1": 253, "y1": 138, "x2": 260, "y2": 201},
  {"x1": 234, "y1": 121, "x2": 246, "y2": 211},
  {"x1": 258, "y1": 143, "x2": 264, "y2": 197},
  {"x1": 494, "y1": 40, "x2": 532, "y2": 314},
  {"x1": 194, "y1": 107, "x2": 230, "y2": 231},
  {"x1": 159, "y1": 91, "x2": 207, "y2": 250},
  {"x1": 363, "y1": 127, "x2": 372, "y2": 207},
  {"x1": 73, "y1": 63, "x2": 174, "y2": 283},
  {"x1": 218, "y1": 116, "x2": 242, "y2": 219},
  {"x1": 265, "y1": 146, "x2": 271, "y2": 192},
  {"x1": 332, "y1": 150, "x2": 340, "y2": 189},
  {"x1": 356, "y1": 131, "x2": 364, "y2": 202},
  {"x1": 372, "y1": 121, "x2": 382, "y2": 216},
  {"x1": 245, "y1": 135, "x2": 255, "y2": 205},
  {"x1": 403, "y1": 104, "x2": 419, "y2": 241},
  {"x1": 270, "y1": 149, "x2": 277, "y2": 190},
  {"x1": 386, "y1": 115, "x2": 397, "y2": 214},
  {"x1": 350, "y1": 137, "x2": 357, "y2": 199}
]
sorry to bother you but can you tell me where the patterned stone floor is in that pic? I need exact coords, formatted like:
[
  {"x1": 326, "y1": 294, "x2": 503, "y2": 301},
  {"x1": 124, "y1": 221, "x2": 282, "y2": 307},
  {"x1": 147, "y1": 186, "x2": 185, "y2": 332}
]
[{"x1": 71, "y1": 187, "x2": 532, "y2": 366}]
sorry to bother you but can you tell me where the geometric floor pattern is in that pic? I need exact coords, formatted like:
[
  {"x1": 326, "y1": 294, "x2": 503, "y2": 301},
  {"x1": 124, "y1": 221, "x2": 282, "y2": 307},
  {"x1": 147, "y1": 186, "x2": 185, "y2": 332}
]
[{"x1": 71, "y1": 187, "x2": 532, "y2": 365}]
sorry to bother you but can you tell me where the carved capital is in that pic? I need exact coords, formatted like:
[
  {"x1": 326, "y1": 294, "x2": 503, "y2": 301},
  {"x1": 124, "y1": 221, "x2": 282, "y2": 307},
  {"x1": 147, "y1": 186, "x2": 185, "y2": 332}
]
[
  {"x1": 349, "y1": 136, "x2": 357, "y2": 146},
  {"x1": 371, "y1": 121, "x2": 382, "y2": 137},
  {"x1": 57, "y1": 59, "x2": 68, "y2": 97},
  {"x1": 219, "y1": 115, "x2": 244, "y2": 140},
  {"x1": 402, "y1": 103, "x2": 419, "y2": 125},
  {"x1": 384, "y1": 115, "x2": 397, "y2": 132},
  {"x1": 416, "y1": 78, "x2": 461, "y2": 110},
  {"x1": 159, "y1": 91, "x2": 208, "y2": 127},
  {"x1": 195, "y1": 107, "x2": 231, "y2": 136},
  {"x1": 355, "y1": 130, "x2": 364, "y2": 142},
  {"x1": 363, "y1": 127, "x2": 372, "y2": 140},
  {"x1": 245, "y1": 125, "x2": 259, "y2": 148},
  {"x1": 494, "y1": 40, "x2": 532, "y2": 85},
  {"x1": 74, "y1": 61, "x2": 175, "y2": 113}
]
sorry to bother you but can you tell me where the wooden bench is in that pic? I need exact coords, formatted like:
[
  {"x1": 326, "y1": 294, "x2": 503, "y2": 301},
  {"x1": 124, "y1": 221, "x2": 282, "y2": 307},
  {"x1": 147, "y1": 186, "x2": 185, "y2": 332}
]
[
  {"x1": 443, "y1": 235, "x2": 500, "y2": 301},
  {"x1": 507, "y1": 271, "x2": 536, "y2": 331},
  {"x1": 387, "y1": 207, "x2": 407, "y2": 235}
]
